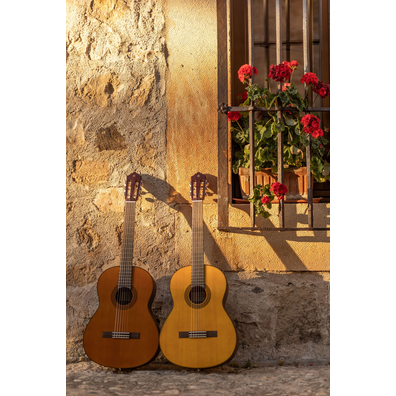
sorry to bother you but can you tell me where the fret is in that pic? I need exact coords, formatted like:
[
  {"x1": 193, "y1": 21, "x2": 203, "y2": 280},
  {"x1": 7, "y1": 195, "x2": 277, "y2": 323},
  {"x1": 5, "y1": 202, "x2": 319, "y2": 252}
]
[
  {"x1": 191, "y1": 200, "x2": 205, "y2": 288},
  {"x1": 118, "y1": 201, "x2": 136, "y2": 288}
]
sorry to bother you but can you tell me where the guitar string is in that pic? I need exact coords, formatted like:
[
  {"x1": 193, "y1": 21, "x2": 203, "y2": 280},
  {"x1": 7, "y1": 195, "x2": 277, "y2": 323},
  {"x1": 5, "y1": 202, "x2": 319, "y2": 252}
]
[
  {"x1": 192, "y1": 199, "x2": 196, "y2": 336},
  {"x1": 191, "y1": 200, "x2": 193, "y2": 336},
  {"x1": 114, "y1": 200, "x2": 135, "y2": 336},
  {"x1": 114, "y1": 201, "x2": 126, "y2": 334},
  {"x1": 123, "y1": 200, "x2": 135, "y2": 334},
  {"x1": 192, "y1": 197, "x2": 204, "y2": 338},
  {"x1": 115, "y1": 200, "x2": 129, "y2": 334},
  {"x1": 123, "y1": 200, "x2": 131, "y2": 334},
  {"x1": 199, "y1": 200, "x2": 203, "y2": 337},
  {"x1": 121, "y1": 200, "x2": 132, "y2": 334},
  {"x1": 120, "y1": 201, "x2": 129, "y2": 334},
  {"x1": 125, "y1": 201, "x2": 135, "y2": 333}
]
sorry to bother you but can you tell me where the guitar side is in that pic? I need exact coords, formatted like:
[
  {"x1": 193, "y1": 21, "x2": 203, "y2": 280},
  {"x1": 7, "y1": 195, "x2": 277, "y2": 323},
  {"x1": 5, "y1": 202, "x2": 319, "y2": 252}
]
[
  {"x1": 160, "y1": 265, "x2": 238, "y2": 369},
  {"x1": 83, "y1": 266, "x2": 159, "y2": 369}
]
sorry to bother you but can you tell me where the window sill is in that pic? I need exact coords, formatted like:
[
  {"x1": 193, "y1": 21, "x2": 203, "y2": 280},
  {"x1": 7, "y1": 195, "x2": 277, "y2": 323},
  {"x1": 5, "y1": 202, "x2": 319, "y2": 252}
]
[{"x1": 232, "y1": 198, "x2": 330, "y2": 205}]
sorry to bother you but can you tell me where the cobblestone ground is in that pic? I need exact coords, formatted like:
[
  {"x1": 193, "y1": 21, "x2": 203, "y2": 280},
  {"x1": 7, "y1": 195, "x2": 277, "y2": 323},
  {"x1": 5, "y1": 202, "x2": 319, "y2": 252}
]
[{"x1": 66, "y1": 361, "x2": 330, "y2": 396}]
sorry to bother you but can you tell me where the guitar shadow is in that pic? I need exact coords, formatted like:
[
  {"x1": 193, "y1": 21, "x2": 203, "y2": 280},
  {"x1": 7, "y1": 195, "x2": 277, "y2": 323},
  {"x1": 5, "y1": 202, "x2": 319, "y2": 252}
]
[
  {"x1": 132, "y1": 174, "x2": 329, "y2": 366},
  {"x1": 139, "y1": 173, "x2": 232, "y2": 272},
  {"x1": 140, "y1": 173, "x2": 329, "y2": 273}
]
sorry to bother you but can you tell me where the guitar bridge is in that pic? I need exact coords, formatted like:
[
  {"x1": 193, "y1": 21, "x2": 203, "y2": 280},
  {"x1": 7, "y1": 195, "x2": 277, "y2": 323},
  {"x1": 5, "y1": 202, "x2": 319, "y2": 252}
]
[
  {"x1": 179, "y1": 331, "x2": 217, "y2": 338},
  {"x1": 102, "y1": 331, "x2": 140, "y2": 339}
]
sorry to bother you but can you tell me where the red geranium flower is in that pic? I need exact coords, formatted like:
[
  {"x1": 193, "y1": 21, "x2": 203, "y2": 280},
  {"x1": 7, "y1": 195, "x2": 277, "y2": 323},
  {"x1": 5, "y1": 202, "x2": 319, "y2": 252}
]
[
  {"x1": 268, "y1": 63, "x2": 292, "y2": 83},
  {"x1": 283, "y1": 60, "x2": 298, "y2": 71},
  {"x1": 228, "y1": 111, "x2": 241, "y2": 121},
  {"x1": 261, "y1": 196, "x2": 271, "y2": 204},
  {"x1": 301, "y1": 114, "x2": 323, "y2": 138},
  {"x1": 270, "y1": 182, "x2": 288, "y2": 200},
  {"x1": 241, "y1": 91, "x2": 248, "y2": 101},
  {"x1": 313, "y1": 81, "x2": 330, "y2": 98},
  {"x1": 300, "y1": 72, "x2": 319, "y2": 85},
  {"x1": 238, "y1": 64, "x2": 258, "y2": 82}
]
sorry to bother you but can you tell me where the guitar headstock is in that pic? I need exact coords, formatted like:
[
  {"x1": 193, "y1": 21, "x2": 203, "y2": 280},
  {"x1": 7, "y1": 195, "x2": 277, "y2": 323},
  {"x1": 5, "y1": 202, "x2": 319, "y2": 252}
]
[
  {"x1": 190, "y1": 172, "x2": 208, "y2": 201},
  {"x1": 124, "y1": 172, "x2": 142, "y2": 202}
]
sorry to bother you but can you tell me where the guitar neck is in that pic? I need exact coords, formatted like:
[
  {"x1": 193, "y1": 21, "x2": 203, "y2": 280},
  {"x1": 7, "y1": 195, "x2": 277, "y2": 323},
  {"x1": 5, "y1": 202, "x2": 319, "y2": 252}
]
[
  {"x1": 191, "y1": 200, "x2": 204, "y2": 288},
  {"x1": 118, "y1": 201, "x2": 136, "y2": 288}
]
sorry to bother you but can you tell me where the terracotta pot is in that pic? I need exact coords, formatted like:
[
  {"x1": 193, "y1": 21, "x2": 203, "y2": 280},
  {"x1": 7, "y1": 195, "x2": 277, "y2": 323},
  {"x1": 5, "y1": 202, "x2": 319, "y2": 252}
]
[{"x1": 238, "y1": 167, "x2": 308, "y2": 201}]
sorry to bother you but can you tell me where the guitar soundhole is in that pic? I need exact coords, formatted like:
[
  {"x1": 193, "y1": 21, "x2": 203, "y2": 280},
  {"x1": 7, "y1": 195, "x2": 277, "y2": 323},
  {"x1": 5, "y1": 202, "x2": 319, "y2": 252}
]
[
  {"x1": 115, "y1": 287, "x2": 133, "y2": 306},
  {"x1": 189, "y1": 286, "x2": 207, "y2": 304}
]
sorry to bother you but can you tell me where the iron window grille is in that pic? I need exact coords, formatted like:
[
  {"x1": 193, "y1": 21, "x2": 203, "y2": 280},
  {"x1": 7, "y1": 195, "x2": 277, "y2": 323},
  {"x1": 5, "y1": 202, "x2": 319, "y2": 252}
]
[{"x1": 216, "y1": 0, "x2": 329, "y2": 232}]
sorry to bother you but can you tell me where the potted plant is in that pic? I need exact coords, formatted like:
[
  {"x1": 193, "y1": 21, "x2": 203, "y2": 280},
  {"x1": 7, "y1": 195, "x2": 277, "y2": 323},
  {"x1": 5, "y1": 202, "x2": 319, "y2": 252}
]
[{"x1": 228, "y1": 62, "x2": 330, "y2": 216}]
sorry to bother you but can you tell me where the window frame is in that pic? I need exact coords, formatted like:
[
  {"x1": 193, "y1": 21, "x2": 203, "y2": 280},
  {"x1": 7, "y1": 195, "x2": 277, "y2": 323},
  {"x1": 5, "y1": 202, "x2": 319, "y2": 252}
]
[{"x1": 216, "y1": 0, "x2": 330, "y2": 231}]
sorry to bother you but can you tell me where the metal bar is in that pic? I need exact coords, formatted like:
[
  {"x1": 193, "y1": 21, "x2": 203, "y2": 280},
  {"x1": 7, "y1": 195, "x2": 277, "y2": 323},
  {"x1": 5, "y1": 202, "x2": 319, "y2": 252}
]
[
  {"x1": 227, "y1": 106, "x2": 330, "y2": 112},
  {"x1": 303, "y1": 0, "x2": 313, "y2": 228},
  {"x1": 217, "y1": 0, "x2": 229, "y2": 228},
  {"x1": 286, "y1": 0, "x2": 290, "y2": 61},
  {"x1": 218, "y1": 227, "x2": 329, "y2": 232},
  {"x1": 276, "y1": 0, "x2": 284, "y2": 228},
  {"x1": 254, "y1": 40, "x2": 320, "y2": 46},
  {"x1": 263, "y1": 0, "x2": 269, "y2": 89},
  {"x1": 248, "y1": 0, "x2": 255, "y2": 228}
]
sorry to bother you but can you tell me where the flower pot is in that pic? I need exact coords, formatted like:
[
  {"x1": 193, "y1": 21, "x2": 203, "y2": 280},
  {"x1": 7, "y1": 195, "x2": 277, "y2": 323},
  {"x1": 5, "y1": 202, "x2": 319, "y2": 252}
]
[{"x1": 238, "y1": 167, "x2": 308, "y2": 201}]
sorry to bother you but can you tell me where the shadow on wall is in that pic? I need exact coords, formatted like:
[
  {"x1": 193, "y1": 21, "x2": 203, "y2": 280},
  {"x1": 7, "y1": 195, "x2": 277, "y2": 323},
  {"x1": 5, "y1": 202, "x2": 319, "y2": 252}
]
[
  {"x1": 140, "y1": 173, "x2": 329, "y2": 272},
  {"x1": 71, "y1": 173, "x2": 329, "y2": 364}
]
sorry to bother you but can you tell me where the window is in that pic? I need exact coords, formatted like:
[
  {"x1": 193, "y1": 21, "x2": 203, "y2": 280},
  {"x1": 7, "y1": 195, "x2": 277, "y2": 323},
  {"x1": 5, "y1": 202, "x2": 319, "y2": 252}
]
[{"x1": 216, "y1": 0, "x2": 330, "y2": 230}]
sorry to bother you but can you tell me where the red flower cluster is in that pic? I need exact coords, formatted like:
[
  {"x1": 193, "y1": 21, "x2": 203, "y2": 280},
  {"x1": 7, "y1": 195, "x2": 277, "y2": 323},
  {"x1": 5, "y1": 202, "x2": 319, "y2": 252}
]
[
  {"x1": 283, "y1": 60, "x2": 298, "y2": 71},
  {"x1": 301, "y1": 114, "x2": 323, "y2": 138},
  {"x1": 270, "y1": 182, "x2": 288, "y2": 200},
  {"x1": 300, "y1": 72, "x2": 330, "y2": 99},
  {"x1": 261, "y1": 195, "x2": 271, "y2": 204},
  {"x1": 313, "y1": 81, "x2": 330, "y2": 98},
  {"x1": 300, "y1": 72, "x2": 319, "y2": 85},
  {"x1": 241, "y1": 91, "x2": 248, "y2": 101},
  {"x1": 228, "y1": 111, "x2": 241, "y2": 121},
  {"x1": 238, "y1": 64, "x2": 258, "y2": 82},
  {"x1": 268, "y1": 63, "x2": 292, "y2": 83}
]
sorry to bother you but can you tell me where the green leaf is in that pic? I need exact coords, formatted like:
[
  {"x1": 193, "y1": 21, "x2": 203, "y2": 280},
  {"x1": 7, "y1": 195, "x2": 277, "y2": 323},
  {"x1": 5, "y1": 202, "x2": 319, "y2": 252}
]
[
  {"x1": 300, "y1": 134, "x2": 310, "y2": 146},
  {"x1": 284, "y1": 117, "x2": 297, "y2": 126},
  {"x1": 272, "y1": 121, "x2": 285, "y2": 134},
  {"x1": 290, "y1": 145, "x2": 302, "y2": 155},
  {"x1": 323, "y1": 161, "x2": 330, "y2": 176},
  {"x1": 311, "y1": 138, "x2": 320, "y2": 149},
  {"x1": 288, "y1": 131, "x2": 294, "y2": 144},
  {"x1": 263, "y1": 124, "x2": 272, "y2": 138}
]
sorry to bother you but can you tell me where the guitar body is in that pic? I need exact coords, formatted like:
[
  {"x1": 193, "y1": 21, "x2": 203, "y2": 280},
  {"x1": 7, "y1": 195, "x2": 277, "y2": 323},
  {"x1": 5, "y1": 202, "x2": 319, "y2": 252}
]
[
  {"x1": 160, "y1": 265, "x2": 238, "y2": 368},
  {"x1": 83, "y1": 266, "x2": 159, "y2": 368}
]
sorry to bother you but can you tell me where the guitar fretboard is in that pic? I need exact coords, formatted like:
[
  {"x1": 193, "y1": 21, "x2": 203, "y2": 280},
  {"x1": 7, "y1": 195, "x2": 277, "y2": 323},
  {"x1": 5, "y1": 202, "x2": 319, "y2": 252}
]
[
  {"x1": 118, "y1": 201, "x2": 136, "y2": 288},
  {"x1": 191, "y1": 200, "x2": 204, "y2": 288}
]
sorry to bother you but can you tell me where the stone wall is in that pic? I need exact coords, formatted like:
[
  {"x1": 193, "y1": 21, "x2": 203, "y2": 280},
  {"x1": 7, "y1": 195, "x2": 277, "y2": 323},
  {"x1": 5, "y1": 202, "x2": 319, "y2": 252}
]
[{"x1": 66, "y1": 0, "x2": 329, "y2": 364}]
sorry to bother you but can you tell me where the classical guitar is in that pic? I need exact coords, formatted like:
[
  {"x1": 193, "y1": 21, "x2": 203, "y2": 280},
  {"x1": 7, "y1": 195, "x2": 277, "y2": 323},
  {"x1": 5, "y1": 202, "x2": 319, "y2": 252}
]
[
  {"x1": 160, "y1": 172, "x2": 238, "y2": 368},
  {"x1": 83, "y1": 172, "x2": 159, "y2": 368}
]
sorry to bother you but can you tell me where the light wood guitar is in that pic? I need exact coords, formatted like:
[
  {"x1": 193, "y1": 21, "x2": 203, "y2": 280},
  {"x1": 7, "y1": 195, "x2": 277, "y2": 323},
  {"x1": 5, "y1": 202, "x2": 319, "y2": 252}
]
[
  {"x1": 83, "y1": 172, "x2": 159, "y2": 368},
  {"x1": 160, "y1": 172, "x2": 238, "y2": 368}
]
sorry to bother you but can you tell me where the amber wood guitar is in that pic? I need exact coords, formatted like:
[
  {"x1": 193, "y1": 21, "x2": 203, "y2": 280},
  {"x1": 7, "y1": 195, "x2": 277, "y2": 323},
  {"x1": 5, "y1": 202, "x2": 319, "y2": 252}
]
[
  {"x1": 160, "y1": 172, "x2": 238, "y2": 368},
  {"x1": 83, "y1": 172, "x2": 159, "y2": 368}
]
